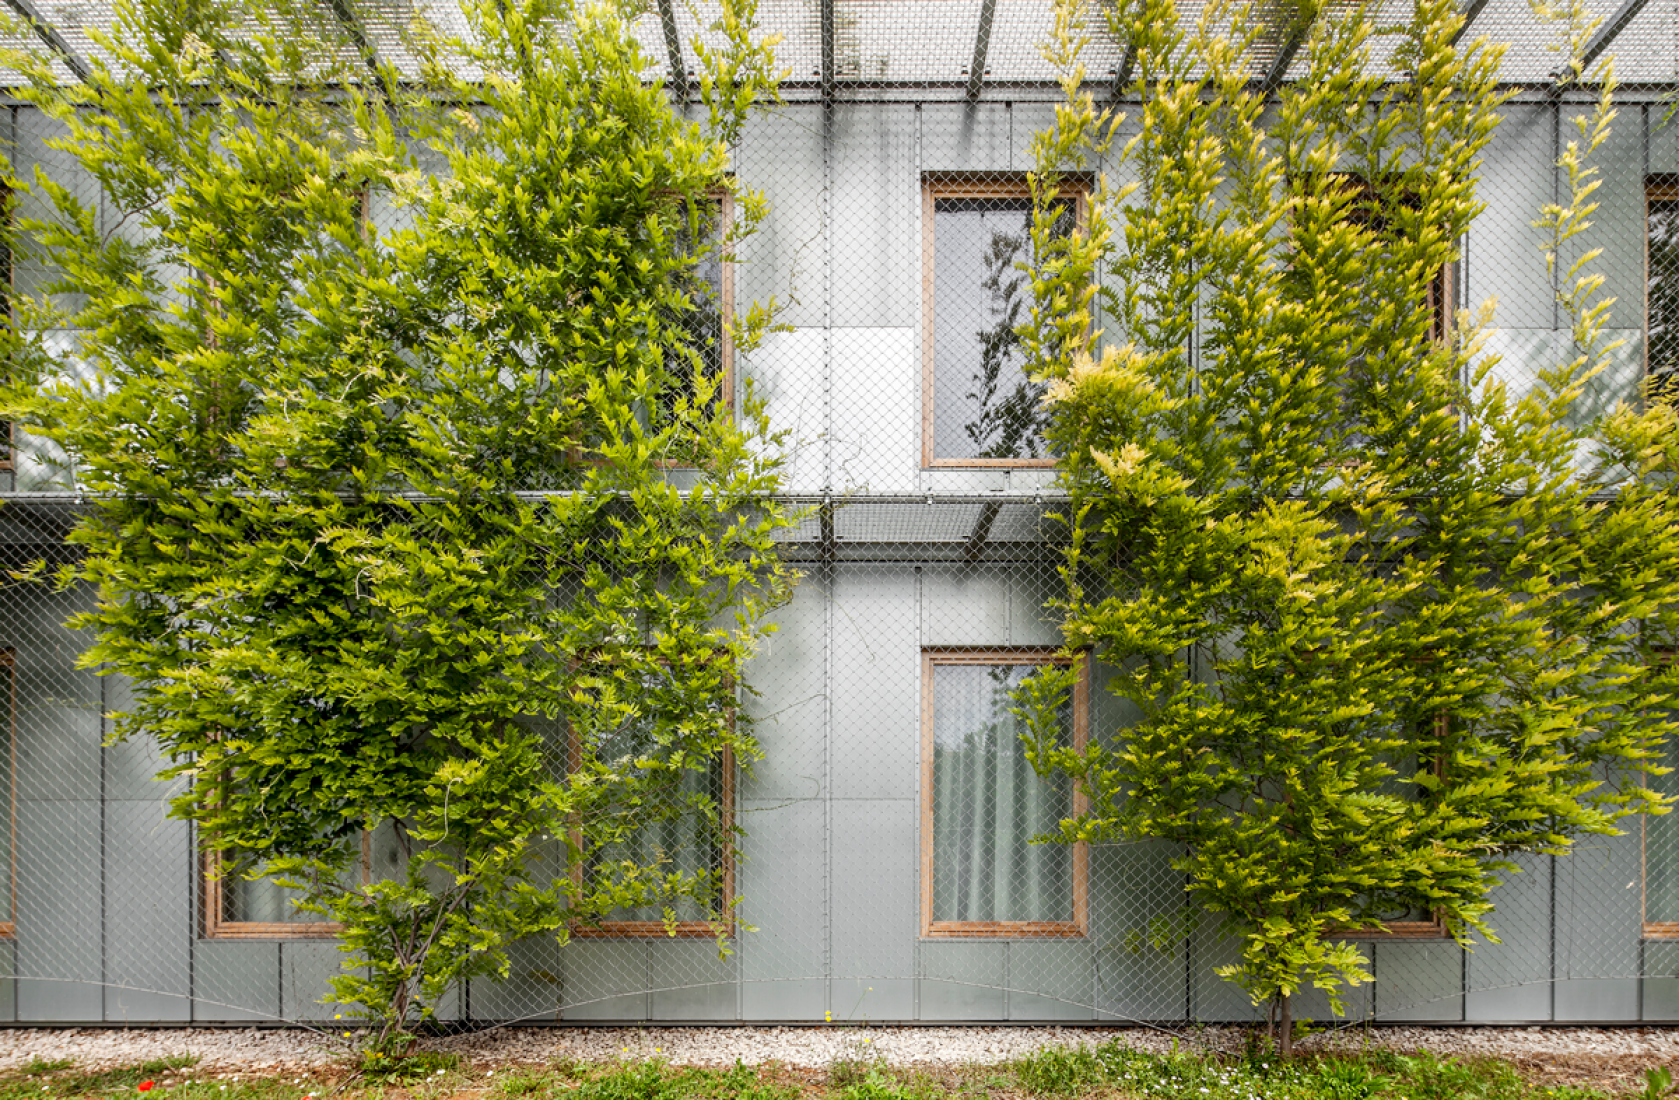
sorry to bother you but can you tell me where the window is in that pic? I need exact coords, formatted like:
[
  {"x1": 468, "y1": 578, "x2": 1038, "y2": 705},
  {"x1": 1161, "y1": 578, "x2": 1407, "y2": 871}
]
[
  {"x1": 201, "y1": 836, "x2": 363, "y2": 939},
  {"x1": 1337, "y1": 714, "x2": 1448, "y2": 940},
  {"x1": 662, "y1": 189, "x2": 733, "y2": 422},
  {"x1": 1648, "y1": 176, "x2": 1679, "y2": 405},
  {"x1": 921, "y1": 649, "x2": 1088, "y2": 938},
  {"x1": 921, "y1": 176, "x2": 1080, "y2": 468},
  {"x1": 568, "y1": 660, "x2": 735, "y2": 938}
]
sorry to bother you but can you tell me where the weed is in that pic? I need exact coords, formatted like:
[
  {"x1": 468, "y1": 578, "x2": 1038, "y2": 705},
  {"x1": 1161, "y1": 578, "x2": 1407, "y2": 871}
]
[
  {"x1": 138, "y1": 1057, "x2": 200, "y2": 1076},
  {"x1": 1646, "y1": 1068, "x2": 1676, "y2": 1100},
  {"x1": 1013, "y1": 1046, "x2": 1102, "y2": 1096},
  {"x1": 358, "y1": 1049, "x2": 459, "y2": 1084},
  {"x1": 19, "y1": 1061, "x2": 70, "y2": 1077},
  {"x1": 495, "y1": 1071, "x2": 551, "y2": 1098}
]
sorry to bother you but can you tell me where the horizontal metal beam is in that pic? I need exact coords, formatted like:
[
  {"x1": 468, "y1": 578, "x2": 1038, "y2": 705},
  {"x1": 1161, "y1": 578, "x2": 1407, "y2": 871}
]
[
  {"x1": 0, "y1": 0, "x2": 91, "y2": 85},
  {"x1": 1579, "y1": 0, "x2": 1651, "y2": 72}
]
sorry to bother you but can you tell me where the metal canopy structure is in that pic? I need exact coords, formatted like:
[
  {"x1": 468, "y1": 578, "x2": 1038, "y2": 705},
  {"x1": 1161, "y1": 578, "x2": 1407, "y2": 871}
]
[{"x1": 0, "y1": 0, "x2": 1676, "y2": 96}]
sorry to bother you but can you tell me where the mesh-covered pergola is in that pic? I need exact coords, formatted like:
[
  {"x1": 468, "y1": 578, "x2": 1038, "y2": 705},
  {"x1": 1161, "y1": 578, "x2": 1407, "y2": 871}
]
[{"x1": 0, "y1": 0, "x2": 1675, "y2": 1028}]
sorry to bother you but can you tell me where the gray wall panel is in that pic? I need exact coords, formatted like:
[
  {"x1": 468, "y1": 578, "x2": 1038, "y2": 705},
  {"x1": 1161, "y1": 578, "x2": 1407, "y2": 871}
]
[
  {"x1": 1466, "y1": 854, "x2": 1552, "y2": 1021},
  {"x1": 104, "y1": 801, "x2": 189, "y2": 1021},
  {"x1": 280, "y1": 940, "x2": 343, "y2": 1021},
  {"x1": 921, "y1": 104, "x2": 1013, "y2": 172},
  {"x1": 739, "y1": 798, "x2": 826, "y2": 1009},
  {"x1": 16, "y1": 799, "x2": 100, "y2": 1019},
  {"x1": 735, "y1": 107, "x2": 825, "y2": 330},
  {"x1": 830, "y1": 798, "x2": 916, "y2": 1020},
  {"x1": 1644, "y1": 941, "x2": 1679, "y2": 1021},
  {"x1": 0, "y1": 941, "x2": 15, "y2": 1021},
  {"x1": 919, "y1": 941, "x2": 1006, "y2": 1020},
  {"x1": 648, "y1": 942, "x2": 736, "y2": 1020},
  {"x1": 1555, "y1": 978, "x2": 1638, "y2": 1021},
  {"x1": 921, "y1": 566, "x2": 1009, "y2": 647},
  {"x1": 1470, "y1": 103, "x2": 1557, "y2": 329},
  {"x1": 829, "y1": 104, "x2": 917, "y2": 329},
  {"x1": 831, "y1": 327, "x2": 918, "y2": 493},
  {"x1": 470, "y1": 939, "x2": 562, "y2": 1023},
  {"x1": 562, "y1": 941, "x2": 648, "y2": 1020},
  {"x1": 830, "y1": 569, "x2": 918, "y2": 800},
  {"x1": 1374, "y1": 941, "x2": 1463, "y2": 1021},
  {"x1": 740, "y1": 581, "x2": 828, "y2": 802},
  {"x1": 1091, "y1": 842, "x2": 1189, "y2": 1022},
  {"x1": 192, "y1": 940, "x2": 279, "y2": 1023},
  {"x1": 1009, "y1": 941, "x2": 1095, "y2": 1021}
]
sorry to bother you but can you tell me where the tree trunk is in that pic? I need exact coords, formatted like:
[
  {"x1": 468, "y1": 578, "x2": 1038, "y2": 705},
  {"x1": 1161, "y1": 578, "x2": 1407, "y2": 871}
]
[{"x1": 1278, "y1": 992, "x2": 1293, "y2": 1058}]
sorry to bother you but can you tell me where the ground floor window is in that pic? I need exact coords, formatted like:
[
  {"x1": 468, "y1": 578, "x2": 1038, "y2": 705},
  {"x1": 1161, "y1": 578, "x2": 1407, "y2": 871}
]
[{"x1": 921, "y1": 648, "x2": 1087, "y2": 938}]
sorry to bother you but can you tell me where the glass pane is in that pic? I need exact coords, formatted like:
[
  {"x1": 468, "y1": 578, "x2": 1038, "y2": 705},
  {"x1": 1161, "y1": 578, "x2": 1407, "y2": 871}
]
[
  {"x1": 222, "y1": 868, "x2": 329, "y2": 924},
  {"x1": 1650, "y1": 198, "x2": 1679, "y2": 403},
  {"x1": 580, "y1": 676, "x2": 728, "y2": 925},
  {"x1": 662, "y1": 200, "x2": 727, "y2": 421},
  {"x1": 587, "y1": 756, "x2": 726, "y2": 925},
  {"x1": 931, "y1": 662, "x2": 1072, "y2": 923},
  {"x1": 931, "y1": 198, "x2": 1071, "y2": 461},
  {"x1": 1650, "y1": 731, "x2": 1679, "y2": 923}
]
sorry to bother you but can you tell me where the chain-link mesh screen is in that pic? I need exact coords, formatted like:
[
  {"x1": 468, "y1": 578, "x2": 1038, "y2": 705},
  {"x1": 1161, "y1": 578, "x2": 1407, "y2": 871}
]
[{"x1": 0, "y1": 0, "x2": 1676, "y2": 1030}]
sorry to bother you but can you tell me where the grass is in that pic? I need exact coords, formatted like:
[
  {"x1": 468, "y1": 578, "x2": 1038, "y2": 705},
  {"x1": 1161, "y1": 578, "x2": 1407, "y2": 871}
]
[{"x1": 0, "y1": 1038, "x2": 1648, "y2": 1100}]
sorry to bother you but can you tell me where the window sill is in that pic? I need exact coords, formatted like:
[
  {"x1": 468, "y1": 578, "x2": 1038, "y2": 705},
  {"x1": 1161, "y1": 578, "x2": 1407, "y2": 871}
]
[{"x1": 922, "y1": 921, "x2": 1087, "y2": 939}]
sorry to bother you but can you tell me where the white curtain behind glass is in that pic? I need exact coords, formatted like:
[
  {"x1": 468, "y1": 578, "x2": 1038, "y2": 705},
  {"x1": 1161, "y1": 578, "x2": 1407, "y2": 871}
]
[{"x1": 931, "y1": 662, "x2": 1072, "y2": 923}]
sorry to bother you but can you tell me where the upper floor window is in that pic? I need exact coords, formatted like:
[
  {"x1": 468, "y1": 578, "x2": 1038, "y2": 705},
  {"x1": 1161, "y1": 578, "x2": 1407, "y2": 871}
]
[
  {"x1": 921, "y1": 176, "x2": 1080, "y2": 469},
  {"x1": 1648, "y1": 176, "x2": 1679, "y2": 405}
]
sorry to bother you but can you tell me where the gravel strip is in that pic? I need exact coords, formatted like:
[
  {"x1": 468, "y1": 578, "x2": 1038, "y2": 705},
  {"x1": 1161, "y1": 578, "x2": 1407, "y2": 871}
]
[{"x1": 1, "y1": 1024, "x2": 1679, "y2": 1074}]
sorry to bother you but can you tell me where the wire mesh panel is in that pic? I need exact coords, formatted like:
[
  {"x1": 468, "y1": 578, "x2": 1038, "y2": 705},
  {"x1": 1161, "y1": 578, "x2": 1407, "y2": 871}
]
[{"x1": 0, "y1": 0, "x2": 1675, "y2": 1031}]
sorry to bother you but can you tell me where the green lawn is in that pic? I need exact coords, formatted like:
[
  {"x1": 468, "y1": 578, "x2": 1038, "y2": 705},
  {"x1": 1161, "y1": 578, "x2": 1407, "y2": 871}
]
[{"x1": 0, "y1": 1038, "x2": 1653, "y2": 1100}]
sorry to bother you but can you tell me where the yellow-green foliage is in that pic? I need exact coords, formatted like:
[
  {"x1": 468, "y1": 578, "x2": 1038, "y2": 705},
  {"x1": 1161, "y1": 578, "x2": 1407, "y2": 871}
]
[
  {"x1": 0, "y1": 0, "x2": 789, "y2": 1050},
  {"x1": 1020, "y1": 0, "x2": 1679, "y2": 1050}
]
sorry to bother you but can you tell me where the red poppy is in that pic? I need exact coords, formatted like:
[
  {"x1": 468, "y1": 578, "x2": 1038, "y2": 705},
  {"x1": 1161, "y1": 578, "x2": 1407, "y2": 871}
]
[{"x1": 138, "y1": 1083, "x2": 154, "y2": 1093}]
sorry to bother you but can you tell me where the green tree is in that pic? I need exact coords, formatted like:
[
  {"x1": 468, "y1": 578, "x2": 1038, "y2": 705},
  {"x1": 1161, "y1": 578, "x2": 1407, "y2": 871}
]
[
  {"x1": 1, "y1": 0, "x2": 790, "y2": 1050},
  {"x1": 1021, "y1": 0, "x2": 1679, "y2": 1054}
]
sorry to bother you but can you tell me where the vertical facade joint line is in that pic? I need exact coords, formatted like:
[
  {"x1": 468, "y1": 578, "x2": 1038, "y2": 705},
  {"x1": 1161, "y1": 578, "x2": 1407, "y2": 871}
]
[
  {"x1": 965, "y1": 0, "x2": 998, "y2": 101},
  {"x1": 820, "y1": 0, "x2": 836, "y2": 107}
]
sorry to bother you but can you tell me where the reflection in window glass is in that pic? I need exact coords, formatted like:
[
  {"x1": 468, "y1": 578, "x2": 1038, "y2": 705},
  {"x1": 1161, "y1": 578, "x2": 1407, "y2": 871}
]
[
  {"x1": 1649, "y1": 195, "x2": 1679, "y2": 404},
  {"x1": 930, "y1": 196, "x2": 1073, "y2": 463},
  {"x1": 572, "y1": 666, "x2": 732, "y2": 933},
  {"x1": 930, "y1": 662, "x2": 1072, "y2": 924}
]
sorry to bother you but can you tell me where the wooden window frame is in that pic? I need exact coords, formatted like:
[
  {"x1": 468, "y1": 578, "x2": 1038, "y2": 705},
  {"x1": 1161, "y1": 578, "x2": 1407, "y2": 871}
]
[
  {"x1": 566, "y1": 656, "x2": 737, "y2": 940},
  {"x1": 0, "y1": 650, "x2": 15, "y2": 939},
  {"x1": 201, "y1": 832, "x2": 366, "y2": 940},
  {"x1": 920, "y1": 647, "x2": 1089, "y2": 939},
  {"x1": 920, "y1": 175, "x2": 1084, "y2": 470}
]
